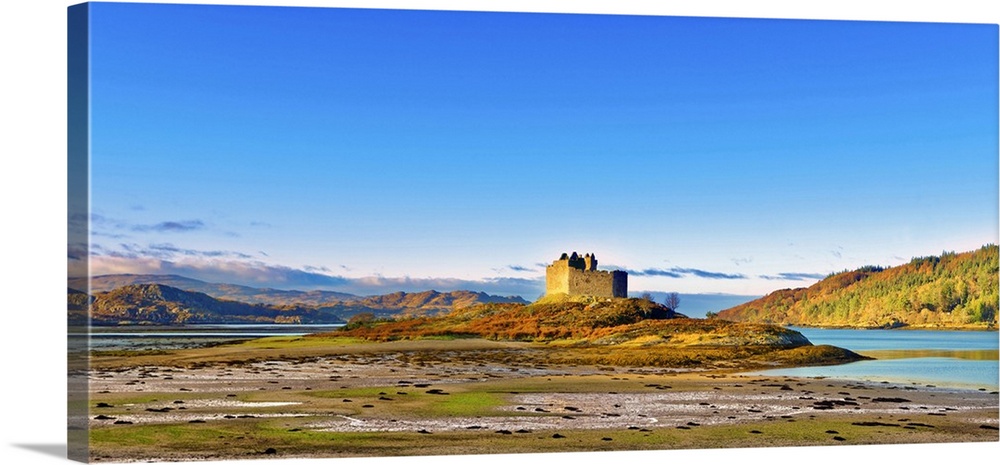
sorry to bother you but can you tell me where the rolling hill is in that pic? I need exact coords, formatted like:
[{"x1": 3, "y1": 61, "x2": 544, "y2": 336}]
[
  {"x1": 69, "y1": 274, "x2": 360, "y2": 306},
  {"x1": 716, "y1": 245, "x2": 998, "y2": 330},
  {"x1": 68, "y1": 275, "x2": 530, "y2": 324},
  {"x1": 85, "y1": 284, "x2": 346, "y2": 325}
]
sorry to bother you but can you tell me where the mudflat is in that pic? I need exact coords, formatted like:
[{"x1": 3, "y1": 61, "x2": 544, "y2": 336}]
[{"x1": 85, "y1": 337, "x2": 999, "y2": 462}]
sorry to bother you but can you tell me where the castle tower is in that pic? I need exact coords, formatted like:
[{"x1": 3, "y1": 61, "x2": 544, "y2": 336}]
[{"x1": 545, "y1": 251, "x2": 627, "y2": 298}]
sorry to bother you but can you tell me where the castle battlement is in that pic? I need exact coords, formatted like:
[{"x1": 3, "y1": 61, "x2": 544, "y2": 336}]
[{"x1": 545, "y1": 252, "x2": 627, "y2": 298}]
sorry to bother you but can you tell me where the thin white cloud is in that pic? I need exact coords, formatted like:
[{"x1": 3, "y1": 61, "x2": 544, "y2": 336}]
[{"x1": 88, "y1": 255, "x2": 543, "y2": 297}]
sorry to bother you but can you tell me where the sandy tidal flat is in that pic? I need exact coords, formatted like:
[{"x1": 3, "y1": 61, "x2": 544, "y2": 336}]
[{"x1": 84, "y1": 349, "x2": 999, "y2": 462}]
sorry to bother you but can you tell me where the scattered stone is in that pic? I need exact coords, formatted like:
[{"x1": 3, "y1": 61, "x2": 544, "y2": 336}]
[
  {"x1": 851, "y1": 422, "x2": 898, "y2": 427},
  {"x1": 552, "y1": 434, "x2": 566, "y2": 439},
  {"x1": 872, "y1": 397, "x2": 911, "y2": 403}
]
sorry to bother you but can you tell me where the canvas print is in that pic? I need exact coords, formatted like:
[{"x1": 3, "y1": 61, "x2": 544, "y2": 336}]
[{"x1": 67, "y1": 2, "x2": 999, "y2": 463}]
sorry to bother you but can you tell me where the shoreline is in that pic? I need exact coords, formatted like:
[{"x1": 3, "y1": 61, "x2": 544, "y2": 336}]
[{"x1": 85, "y1": 338, "x2": 999, "y2": 462}]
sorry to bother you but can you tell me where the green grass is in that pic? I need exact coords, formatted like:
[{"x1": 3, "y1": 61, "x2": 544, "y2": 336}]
[
  {"x1": 305, "y1": 386, "x2": 506, "y2": 417},
  {"x1": 424, "y1": 391, "x2": 506, "y2": 416}
]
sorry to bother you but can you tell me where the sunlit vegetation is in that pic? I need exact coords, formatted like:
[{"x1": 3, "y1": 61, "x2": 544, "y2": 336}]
[
  {"x1": 718, "y1": 245, "x2": 998, "y2": 329},
  {"x1": 315, "y1": 297, "x2": 819, "y2": 353}
]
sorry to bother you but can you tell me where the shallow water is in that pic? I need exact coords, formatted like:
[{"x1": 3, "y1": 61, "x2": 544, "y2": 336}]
[
  {"x1": 754, "y1": 327, "x2": 999, "y2": 389},
  {"x1": 78, "y1": 324, "x2": 344, "y2": 351}
]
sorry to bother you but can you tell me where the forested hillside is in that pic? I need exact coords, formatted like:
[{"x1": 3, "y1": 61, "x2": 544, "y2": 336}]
[{"x1": 717, "y1": 245, "x2": 998, "y2": 329}]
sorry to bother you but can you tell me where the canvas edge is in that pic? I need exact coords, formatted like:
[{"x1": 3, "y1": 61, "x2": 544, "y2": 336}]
[{"x1": 67, "y1": 2, "x2": 91, "y2": 463}]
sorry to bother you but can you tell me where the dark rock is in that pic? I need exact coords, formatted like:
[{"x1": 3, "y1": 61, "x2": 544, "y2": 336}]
[{"x1": 851, "y1": 422, "x2": 898, "y2": 427}]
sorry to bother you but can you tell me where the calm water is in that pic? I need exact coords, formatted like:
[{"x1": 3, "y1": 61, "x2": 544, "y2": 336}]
[
  {"x1": 78, "y1": 324, "x2": 344, "y2": 351},
  {"x1": 753, "y1": 327, "x2": 999, "y2": 390}
]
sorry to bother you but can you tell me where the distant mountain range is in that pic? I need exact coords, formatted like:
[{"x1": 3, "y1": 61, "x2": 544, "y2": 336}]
[
  {"x1": 69, "y1": 274, "x2": 360, "y2": 306},
  {"x1": 717, "y1": 245, "x2": 998, "y2": 330},
  {"x1": 68, "y1": 274, "x2": 529, "y2": 325},
  {"x1": 82, "y1": 284, "x2": 345, "y2": 325}
]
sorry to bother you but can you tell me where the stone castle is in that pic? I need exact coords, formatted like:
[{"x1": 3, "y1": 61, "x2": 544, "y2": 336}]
[{"x1": 545, "y1": 252, "x2": 627, "y2": 298}]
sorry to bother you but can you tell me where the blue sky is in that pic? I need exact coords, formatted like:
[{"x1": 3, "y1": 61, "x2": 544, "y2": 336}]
[{"x1": 80, "y1": 2, "x2": 998, "y2": 299}]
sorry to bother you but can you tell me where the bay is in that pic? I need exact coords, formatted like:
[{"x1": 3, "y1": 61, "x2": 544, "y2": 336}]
[
  {"x1": 78, "y1": 324, "x2": 344, "y2": 352},
  {"x1": 753, "y1": 327, "x2": 999, "y2": 390}
]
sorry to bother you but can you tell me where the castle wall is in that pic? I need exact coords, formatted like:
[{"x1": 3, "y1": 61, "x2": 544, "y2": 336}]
[
  {"x1": 545, "y1": 261, "x2": 571, "y2": 295},
  {"x1": 612, "y1": 271, "x2": 627, "y2": 297}
]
